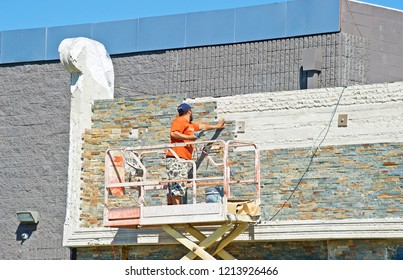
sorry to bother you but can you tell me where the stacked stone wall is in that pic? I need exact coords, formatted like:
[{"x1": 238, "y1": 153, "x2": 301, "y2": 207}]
[
  {"x1": 80, "y1": 95, "x2": 236, "y2": 227},
  {"x1": 261, "y1": 143, "x2": 403, "y2": 221},
  {"x1": 80, "y1": 95, "x2": 402, "y2": 227},
  {"x1": 76, "y1": 238, "x2": 403, "y2": 260},
  {"x1": 75, "y1": 92, "x2": 403, "y2": 260}
]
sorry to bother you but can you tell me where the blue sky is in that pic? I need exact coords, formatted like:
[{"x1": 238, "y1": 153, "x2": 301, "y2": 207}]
[{"x1": 0, "y1": 0, "x2": 402, "y2": 32}]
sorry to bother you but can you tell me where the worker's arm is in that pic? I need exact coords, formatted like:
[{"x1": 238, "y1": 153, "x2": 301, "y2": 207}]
[
  {"x1": 198, "y1": 119, "x2": 225, "y2": 131},
  {"x1": 171, "y1": 119, "x2": 225, "y2": 140},
  {"x1": 170, "y1": 131, "x2": 198, "y2": 141}
]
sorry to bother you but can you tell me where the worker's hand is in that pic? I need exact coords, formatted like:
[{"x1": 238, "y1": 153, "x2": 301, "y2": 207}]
[
  {"x1": 216, "y1": 118, "x2": 225, "y2": 129},
  {"x1": 194, "y1": 130, "x2": 205, "y2": 138},
  {"x1": 198, "y1": 119, "x2": 225, "y2": 131}
]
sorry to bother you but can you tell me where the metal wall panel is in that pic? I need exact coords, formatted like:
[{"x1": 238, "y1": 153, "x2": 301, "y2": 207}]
[
  {"x1": 137, "y1": 14, "x2": 186, "y2": 52},
  {"x1": 0, "y1": 0, "x2": 341, "y2": 64},
  {"x1": 186, "y1": 9, "x2": 235, "y2": 47},
  {"x1": 0, "y1": 32, "x2": 2, "y2": 62},
  {"x1": 1, "y1": 28, "x2": 46, "y2": 63},
  {"x1": 235, "y1": 3, "x2": 287, "y2": 42},
  {"x1": 286, "y1": 0, "x2": 341, "y2": 37},
  {"x1": 46, "y1": 24, "x2": 92, "y2": 60},
  {"x1": 92, "y1": 19, "x2": 138, "y2": 54}
]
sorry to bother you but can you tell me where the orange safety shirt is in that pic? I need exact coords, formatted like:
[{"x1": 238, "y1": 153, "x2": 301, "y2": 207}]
[{"x1": 167, "y1": 116, "x2": 200, "y2": 160}]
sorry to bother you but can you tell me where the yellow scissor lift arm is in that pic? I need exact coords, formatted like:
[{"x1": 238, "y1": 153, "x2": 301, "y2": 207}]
[{"x1": 103, "y1": 140, "x2": 261, "y2": 260}]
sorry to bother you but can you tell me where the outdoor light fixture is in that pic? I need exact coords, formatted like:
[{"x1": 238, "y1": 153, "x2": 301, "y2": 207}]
[{"x1": 16, "y1": 211, "x2": 40, "y2": 224}]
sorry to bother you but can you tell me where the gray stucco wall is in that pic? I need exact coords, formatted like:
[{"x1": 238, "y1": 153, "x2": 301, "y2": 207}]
[
  {"x1": 0, "y1": 62, "x2": 71, "y2": 259},
  {"x1": 113, "y1": 32, "x2": 367, "y2": 99},
  {"x1": 342, "y1": 0, "x2": 403, "y2": 83}
]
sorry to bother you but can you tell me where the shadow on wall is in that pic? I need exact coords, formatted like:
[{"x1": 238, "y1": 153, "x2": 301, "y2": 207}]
[
  {"x1": 300, "y1": 66, "x2": 307, "y2": 89},
  {"x1": 15, "y1": 223, "x2": 38, "y2": 244}
]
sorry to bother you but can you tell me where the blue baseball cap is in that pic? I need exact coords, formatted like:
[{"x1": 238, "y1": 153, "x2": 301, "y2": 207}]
[{"x1": 177, "y1": 103, "x2": 191, "y2": 115}]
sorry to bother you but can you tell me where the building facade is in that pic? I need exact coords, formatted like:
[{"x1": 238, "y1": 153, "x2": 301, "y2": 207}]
[{"x1": 0, "y1": 0, "x2": 402, "y2": 259}]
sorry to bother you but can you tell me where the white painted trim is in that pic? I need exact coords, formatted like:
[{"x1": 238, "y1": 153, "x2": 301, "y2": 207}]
[
  {"x1": 192, "y1": 82, "x2": 403, "y2": 150},
  {"x1": 59, "y1": 37, "x2": 114, "y2": 247},
  {"x1": 64, "y1": 218, "x2": 403, "y2": 247}
]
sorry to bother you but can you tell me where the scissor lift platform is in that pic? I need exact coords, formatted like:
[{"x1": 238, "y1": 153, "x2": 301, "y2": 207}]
[
  {"x1": 103, "y1": 140, "x2": 260, "y2": 259},
  {"x1": 105, "y1": 199, "x2": 259, "y2": 226}
]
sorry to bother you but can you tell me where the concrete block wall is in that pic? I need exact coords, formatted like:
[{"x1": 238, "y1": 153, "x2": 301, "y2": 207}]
[
  {"x1": 0, "y1": 62, "x2": 71, "y2": 259},
  {"x1": 340, "y1": 32, "x2": 369, "y2": 86},
  {"x1": 113, "y1": 33, "x2": 367, "y2": 98}
]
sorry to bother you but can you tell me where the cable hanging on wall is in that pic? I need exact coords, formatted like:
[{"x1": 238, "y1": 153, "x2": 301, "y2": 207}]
[
  {"x1": 310, "y1": 86, "x2": 347, "y2": 153},
  {"x1": 268, "y1": 86, "x2": 347, "y2": 221}
]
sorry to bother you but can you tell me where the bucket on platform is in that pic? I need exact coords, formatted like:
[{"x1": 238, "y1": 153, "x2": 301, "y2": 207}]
[{"x1": 205, "y1": 187, "x2": 224, "y2": 203}]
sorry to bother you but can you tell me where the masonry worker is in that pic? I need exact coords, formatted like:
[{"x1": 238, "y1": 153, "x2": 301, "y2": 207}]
[{"x1": 166, "y1": 102, "x2": 225, "y2": 205}]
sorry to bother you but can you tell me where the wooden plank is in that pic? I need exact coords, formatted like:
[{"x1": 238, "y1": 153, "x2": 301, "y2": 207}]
[{"x1": 162, "y1": 224, "x2": 215, "y2": 260}]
